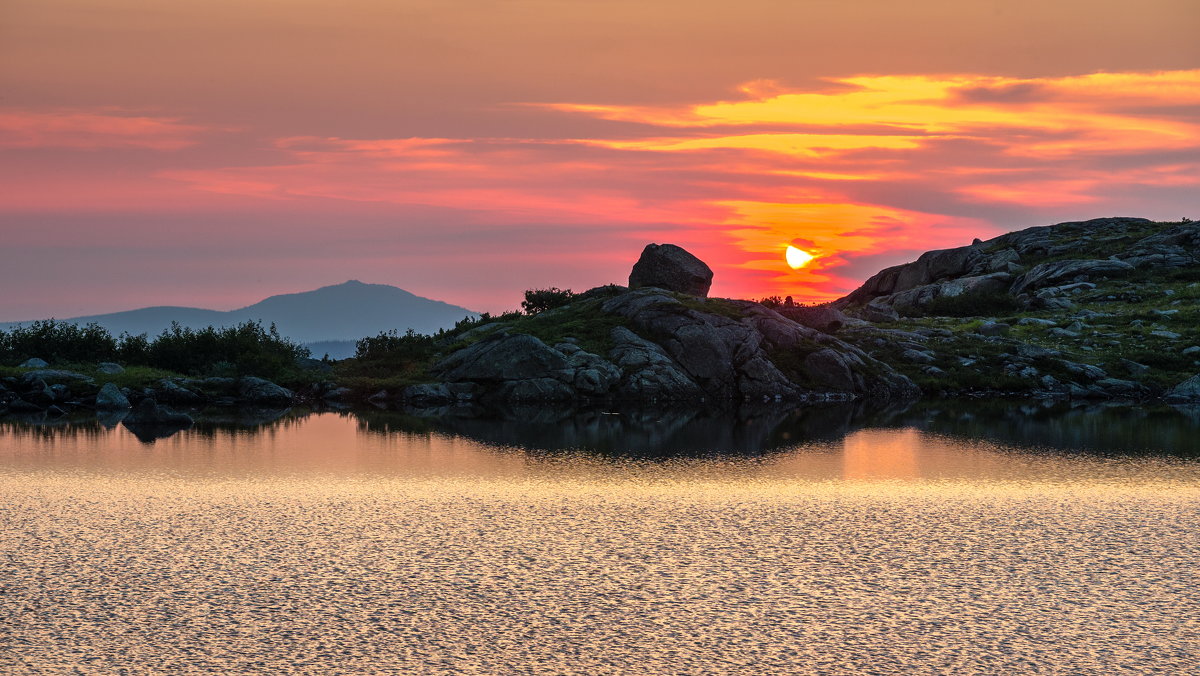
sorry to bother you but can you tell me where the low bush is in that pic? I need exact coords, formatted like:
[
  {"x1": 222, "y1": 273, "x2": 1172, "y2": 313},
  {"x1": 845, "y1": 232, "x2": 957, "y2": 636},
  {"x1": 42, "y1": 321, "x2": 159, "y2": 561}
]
[
  {"x1": 0, "y1": 320, "x2": 117, "y2": 363},
  {"x1": 354, "y1": 329, "x2": 437, "y2": 363},
  {"x1": 1, "y1": 319, "x2": 308, "y2": 381},
  {"x1": 521, "y1": 287, "x2": 576, "y2": 315},
  {"x1": 146, "y1": 321, "x2": 309, "y2": 378}
]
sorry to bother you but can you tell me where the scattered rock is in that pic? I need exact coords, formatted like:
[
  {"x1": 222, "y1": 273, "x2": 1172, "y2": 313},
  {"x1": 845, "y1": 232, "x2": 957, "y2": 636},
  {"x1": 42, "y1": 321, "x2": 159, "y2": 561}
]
[
  {"x1": 237, "y1": 377, "x2": 294, "y2": 406},
  {"x1": 1058, "y1": 360, "x2": 1107, "y2": 381},
  {"x1": 627, "y1": 243, "x2": 714, "y2": 297},
  {"x1": 1094, "y1": 378, "x2": 1145, "y2": 397},
  {"x1": 901, "y1": 349, "x2": 936, "y2": 364},
  {"x1": 977, "y1": 321, "x2": 1009, "y2": 336},
  {"x1": 1120, "y1": 359, "x2": 1150, "y2": 377},
  {"x1": 857, "y1": 300, "x2": 899, "y2": 323},
  {"x1": 153, "y1": 380, "x2": 203, "y2": 405},
  {"x1": 1166, "y1": 374, "x2": 1200, "y2": 402},
  {"x1": 1151, "y1": 330, "x2": 1181, "y2": 340},
  {"x1": 97, "y1": 362, "x2": 125, "y2": 375},
  {"x1": 1018, "y1": 317, "x2": 1057, "y2": 327},
  {"x1": 19, "y1": 358, "x2": 49, "y2": 369}
]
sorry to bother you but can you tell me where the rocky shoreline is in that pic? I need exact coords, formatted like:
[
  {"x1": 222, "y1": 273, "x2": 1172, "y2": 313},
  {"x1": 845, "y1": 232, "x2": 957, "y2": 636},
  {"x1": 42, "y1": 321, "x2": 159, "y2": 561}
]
[{"x1": 2, "y1": 217, "x2": 1198, "y2": 430}]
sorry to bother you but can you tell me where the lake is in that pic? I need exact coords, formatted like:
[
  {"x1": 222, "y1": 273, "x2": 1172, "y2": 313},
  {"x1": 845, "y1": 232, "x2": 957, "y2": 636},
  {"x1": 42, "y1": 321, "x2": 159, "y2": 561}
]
[{"x1": 2, "y1": 401, "x2": 1198, "y2": 674}]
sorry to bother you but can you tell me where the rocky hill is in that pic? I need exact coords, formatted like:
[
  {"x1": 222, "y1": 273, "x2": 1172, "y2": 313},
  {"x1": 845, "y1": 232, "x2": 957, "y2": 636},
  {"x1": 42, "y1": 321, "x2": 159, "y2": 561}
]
[
  {"x1": 832, "y1": 217, "x2": 1200, "y2": 402},
  {"x1": 3, "y1": 218, "x2": 1197, "y2": 423},
  {"x1": 386, "y1": 243, "x2": 918, "y2": 409}
]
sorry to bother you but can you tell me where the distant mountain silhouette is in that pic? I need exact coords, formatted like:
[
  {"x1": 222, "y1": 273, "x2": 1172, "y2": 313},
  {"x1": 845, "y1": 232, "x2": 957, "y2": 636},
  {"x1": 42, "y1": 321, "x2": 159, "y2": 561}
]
[{"x1": 0, "y1": 281, "x2": 476, "y2": 359}]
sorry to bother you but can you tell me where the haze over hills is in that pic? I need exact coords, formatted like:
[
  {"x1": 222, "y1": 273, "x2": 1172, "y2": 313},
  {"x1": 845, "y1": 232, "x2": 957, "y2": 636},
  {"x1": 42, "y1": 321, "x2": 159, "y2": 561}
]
[{"x1": 0, "y1": 281, "x2": 477, "y2": 360}]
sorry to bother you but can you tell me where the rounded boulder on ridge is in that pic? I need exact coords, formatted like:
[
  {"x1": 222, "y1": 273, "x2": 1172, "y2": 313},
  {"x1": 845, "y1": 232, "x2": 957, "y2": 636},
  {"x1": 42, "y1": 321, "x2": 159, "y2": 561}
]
[{"x1": 628, "y1": 244, "x2": 713, "y2": 297}]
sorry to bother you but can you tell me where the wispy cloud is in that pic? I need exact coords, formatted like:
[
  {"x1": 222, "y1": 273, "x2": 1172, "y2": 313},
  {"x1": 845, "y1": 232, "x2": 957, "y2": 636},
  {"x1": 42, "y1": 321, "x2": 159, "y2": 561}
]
[
  {"x1": 0, "y1": 109, "x2": 215, "y2": 150},
  {"x1": 22, "y1": 70, "x2": 1197, "y2": 303}
]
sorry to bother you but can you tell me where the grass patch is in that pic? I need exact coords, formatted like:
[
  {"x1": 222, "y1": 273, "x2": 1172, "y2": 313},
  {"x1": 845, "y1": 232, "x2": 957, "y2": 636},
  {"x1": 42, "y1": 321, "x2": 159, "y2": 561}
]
[
  {"x1": 900, "y1": 290, "x2": 1022, "y2": 318},
  {"x1": 673, "y1": 295, "x2": 749, "y2": 321}
]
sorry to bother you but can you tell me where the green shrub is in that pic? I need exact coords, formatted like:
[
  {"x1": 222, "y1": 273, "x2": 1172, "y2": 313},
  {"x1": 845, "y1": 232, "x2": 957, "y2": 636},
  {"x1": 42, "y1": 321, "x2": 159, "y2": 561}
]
[
  {"x1": 145, "y1": 321, "x2": 308, "y2": 379},
  {"x1": 1, "y1": 319, "x2": 307, "y2": 380},
  {"x1": 0, "y1": 320, "x2": 118, "y2": 363},
  {"x1": 521, "y1": 287, "x2": 576, "y2": 315},
  {"x1": 354, "y1": 329, "x2": 437, "y2": 363}
]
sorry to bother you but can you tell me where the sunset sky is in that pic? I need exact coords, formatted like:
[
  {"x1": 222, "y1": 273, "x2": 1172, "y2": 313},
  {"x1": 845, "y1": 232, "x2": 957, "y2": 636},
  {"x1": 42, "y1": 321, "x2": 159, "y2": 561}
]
[{"x1": 2, "y1": 0, "x2": 1198, "y2": 319}]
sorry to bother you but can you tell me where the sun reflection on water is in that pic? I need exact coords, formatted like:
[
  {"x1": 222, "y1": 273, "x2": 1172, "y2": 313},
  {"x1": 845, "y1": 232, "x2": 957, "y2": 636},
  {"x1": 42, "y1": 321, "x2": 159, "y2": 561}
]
[{"x1": 1, "y1": 413, "x2": 1197, "y2": 674}]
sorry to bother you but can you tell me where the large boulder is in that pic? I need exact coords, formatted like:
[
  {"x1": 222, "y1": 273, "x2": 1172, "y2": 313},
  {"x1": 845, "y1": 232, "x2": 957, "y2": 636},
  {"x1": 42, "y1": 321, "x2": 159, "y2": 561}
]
[
  {"x1": 628, "y1": 243, "x2": 713, "y2": 297},
  {"x1": 237, "y1": 377, "x2": 294, "y2": 406},
  {"x1": 840, "y1": 243, "x2": 984, "y2": 306},
  {"x1": 803, "y1": 349, "x2": 857, "y2": 391},
  {"x1": 880, "y1": 272, "x2": 1013, "y2": 311},
  {"x1": 1010, "y1": 259, "x2": 1135, "y2": 295},
  {"x1": 95, "y1": 382, "x2": 131, "y2": 411},
  {"x1": 1166, "y1": 375, "x2": 1200, "y2": 403},
  {"x1": 19, "y1": 358, "x2": 49, "y2": 369},
  {"x1": 153, "y1": 380, "x2": 204, "y2": 405},
  {"x1": 781, "y1": 306, "x2": 851, "y2": 333},
  {"x1": 607, "y1": 326, "x2": 702, "y2": 400},
  {"x1": 432, "y1": 333, "x2": 569, "y2": 383}
]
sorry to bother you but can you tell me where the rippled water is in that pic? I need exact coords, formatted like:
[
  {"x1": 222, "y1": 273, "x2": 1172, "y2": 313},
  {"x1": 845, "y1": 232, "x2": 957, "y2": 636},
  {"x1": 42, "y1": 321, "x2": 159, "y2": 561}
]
[{"x1": 2, "y1": 404, "x2": 1199, "y2": 674}]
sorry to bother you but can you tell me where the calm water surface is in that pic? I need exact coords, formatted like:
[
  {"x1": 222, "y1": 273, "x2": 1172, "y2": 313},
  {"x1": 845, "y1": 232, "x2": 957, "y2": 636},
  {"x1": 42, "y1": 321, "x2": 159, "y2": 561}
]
[{"x1": 2, "y1": 403, "x2": 1198, "y2": 674}]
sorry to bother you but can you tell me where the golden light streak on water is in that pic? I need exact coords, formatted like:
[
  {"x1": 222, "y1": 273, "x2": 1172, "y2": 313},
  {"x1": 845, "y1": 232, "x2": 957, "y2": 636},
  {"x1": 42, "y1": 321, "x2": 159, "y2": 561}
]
[{"x1": 1, "y1": 414, "x2": 1198, "y2": 674}]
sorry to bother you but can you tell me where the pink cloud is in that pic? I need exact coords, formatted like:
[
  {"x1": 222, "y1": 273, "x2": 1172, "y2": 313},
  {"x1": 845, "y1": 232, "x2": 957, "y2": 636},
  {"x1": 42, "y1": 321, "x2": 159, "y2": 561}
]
[
  {"x1": 5, "y1": 70, "x2": 1197, "y2": 308},
  {"x1": 0, "y1": 109, "x2": 215, "y2": 150}
]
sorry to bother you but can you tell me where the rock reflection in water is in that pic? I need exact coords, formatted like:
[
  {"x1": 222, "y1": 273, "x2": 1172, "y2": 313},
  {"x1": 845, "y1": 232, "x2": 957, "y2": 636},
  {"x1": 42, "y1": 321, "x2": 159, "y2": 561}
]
[
  {"x1": 359, "y1": 401, "x2": 906, "y2": 458},
  {"x1": 3, "y1": 399, "x2": 1200, "y2": 459}
]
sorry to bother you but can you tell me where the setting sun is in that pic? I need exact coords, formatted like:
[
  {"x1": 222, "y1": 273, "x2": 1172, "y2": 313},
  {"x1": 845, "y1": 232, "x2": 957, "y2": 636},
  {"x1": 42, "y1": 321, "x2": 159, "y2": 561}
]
[{"x1": 785, "y1": 245, "x2": 815, "y2": 269}]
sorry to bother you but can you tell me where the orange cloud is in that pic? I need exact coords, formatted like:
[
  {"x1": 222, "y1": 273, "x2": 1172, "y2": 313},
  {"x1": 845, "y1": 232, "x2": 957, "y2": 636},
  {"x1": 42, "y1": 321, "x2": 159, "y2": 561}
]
[{"x1": 154, "y1": 69, "x2": 1200, "y2": 302}]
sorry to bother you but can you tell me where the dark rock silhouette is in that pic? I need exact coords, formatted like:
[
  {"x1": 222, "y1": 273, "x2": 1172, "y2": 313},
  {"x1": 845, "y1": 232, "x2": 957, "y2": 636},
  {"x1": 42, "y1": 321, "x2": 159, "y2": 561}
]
[
  {"x1": 95, "y1": 383, "x2": 130, "y2": 411},
  {"x1": 628, "y1": 243, "x2": 714, "y2": 297}
]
